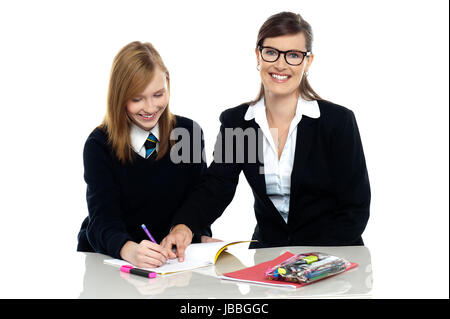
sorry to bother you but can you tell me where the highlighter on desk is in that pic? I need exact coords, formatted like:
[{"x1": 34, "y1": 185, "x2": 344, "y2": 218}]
[{"x1": 120, "y1": 265, "x2": 157, "y2": 278}]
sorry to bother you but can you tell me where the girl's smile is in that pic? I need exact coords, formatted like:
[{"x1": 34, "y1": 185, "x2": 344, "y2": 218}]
[
  {"x1": 137, "y1": 110, "x2": 160, "y2": 121},
  {"x1": 126, "y1": 67, "x2": 169, "y2": 131}
]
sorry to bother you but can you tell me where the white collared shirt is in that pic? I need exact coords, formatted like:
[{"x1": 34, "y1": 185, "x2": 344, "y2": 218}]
[
  {"x1": 244, "y1": 97, "x2": 320, "y2": 223},
  {"x1": 129, "y1": 122, "x2": 160, "y2": 158}
]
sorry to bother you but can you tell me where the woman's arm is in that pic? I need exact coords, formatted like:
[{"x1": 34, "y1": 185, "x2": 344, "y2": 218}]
[
  {"x1": 172, "y1": 122, "x2": 243, "y2": 235},
  {"x1": 329, "y1": 110, "x2": 371, "y2": 244},
  {"x1": 163, "y1": 113, "x2": 244, "y2": 258},
  {"x1": 188, "y1": 122, "x2": 213, "y2": 242}
]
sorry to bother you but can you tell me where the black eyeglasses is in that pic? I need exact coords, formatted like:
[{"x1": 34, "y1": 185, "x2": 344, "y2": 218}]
[{"x1": 258, "y1": 46, "x2": 311, "y2": 66}]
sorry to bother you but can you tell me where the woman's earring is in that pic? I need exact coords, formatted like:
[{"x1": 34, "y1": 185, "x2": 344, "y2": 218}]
[
  {"x1": 256, "y1": 64, "x2": 261, "y2": 71},
  {"x1": 304, "y1": 71, "x2": 309, "y2": 77}
]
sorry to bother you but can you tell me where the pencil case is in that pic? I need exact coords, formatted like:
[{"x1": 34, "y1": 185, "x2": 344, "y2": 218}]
[{"x1": 265, "y1": 252, "x2": 350, "y2": 284}]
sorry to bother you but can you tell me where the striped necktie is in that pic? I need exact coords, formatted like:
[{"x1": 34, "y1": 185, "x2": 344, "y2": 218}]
[{"x1": 144, "y1": 133, "x2": 158, "y2": 159}]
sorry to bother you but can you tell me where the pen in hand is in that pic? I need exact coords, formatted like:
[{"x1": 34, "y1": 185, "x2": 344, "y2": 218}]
[
  {"x1": 141, "y1": 224, "x2": 170, "y2": 263},
  {"x1": 141, "y1": 224, "x2": 157, "y2": 243}
]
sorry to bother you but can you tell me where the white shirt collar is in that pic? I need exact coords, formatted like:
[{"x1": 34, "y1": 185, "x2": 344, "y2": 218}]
[
  {"x1": 244, "y1": 96, "x2": 320, "y2": 154},
  {"x1": 244, "y1": 96, "x2": 320, "y2": 121},
  {"x1": 129, "y1": 122, "x2": 160, "y2": 154}
]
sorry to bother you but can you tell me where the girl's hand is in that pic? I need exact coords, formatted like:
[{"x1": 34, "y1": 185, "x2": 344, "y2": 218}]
[{"x1": 120, "y1": 240, "x2": 169, "y2": 268}]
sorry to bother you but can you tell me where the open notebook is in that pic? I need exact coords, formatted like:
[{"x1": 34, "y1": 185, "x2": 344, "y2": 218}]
[{"x1": 104, "y1": 240, "x2": 254, "y2": 275}]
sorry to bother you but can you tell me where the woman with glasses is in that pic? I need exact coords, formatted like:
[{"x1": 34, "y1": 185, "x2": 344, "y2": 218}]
[{"x1": 162, "y1": 12, "x2": 371, "y2": 260}]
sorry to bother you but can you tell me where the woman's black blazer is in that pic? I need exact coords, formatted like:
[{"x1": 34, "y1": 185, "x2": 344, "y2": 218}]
[{"x1": 172, "y1": 99, "x2": 370, "y2": 248}]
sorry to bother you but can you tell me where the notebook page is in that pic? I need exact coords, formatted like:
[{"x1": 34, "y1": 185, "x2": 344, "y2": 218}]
[
  {"x1": 183, "y1": 241, "x2": 235, "y2": 264},
  {"x1": 104, "y1": 240, "x2": 253, "y2": 274}
]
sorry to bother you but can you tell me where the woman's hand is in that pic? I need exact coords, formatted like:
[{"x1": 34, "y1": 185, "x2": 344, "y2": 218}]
[
  {"x1": 201, "y1": 235, "x2": 223, "y2": 243},
  {"x1": 160, "y1": 224, "x2": 193, "y2": 262},
  {"x1": 120, "y1": 240, "x2": 169, "y2": 268}
]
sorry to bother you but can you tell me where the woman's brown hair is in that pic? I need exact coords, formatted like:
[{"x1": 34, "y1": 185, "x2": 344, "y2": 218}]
[
  {"x1": 252, "y1": 12, "x2": 323, "y2": 104},
  {"x1": 100, "y1": 41, "x2": 176, "y2": 164}
]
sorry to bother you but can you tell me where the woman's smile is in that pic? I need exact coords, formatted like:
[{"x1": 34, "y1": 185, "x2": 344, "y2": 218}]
[{"x1": 269, "y1": 72, "x2": 291, "y2": 83}]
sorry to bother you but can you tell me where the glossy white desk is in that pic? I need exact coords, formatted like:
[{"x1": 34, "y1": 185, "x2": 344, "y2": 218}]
[{"x1": 78, "y1": 245, "x2": 372, "y2": 299}]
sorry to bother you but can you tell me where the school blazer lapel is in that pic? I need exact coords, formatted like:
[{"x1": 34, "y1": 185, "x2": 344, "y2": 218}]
[
  {"x1": 243, "y1": 119, "x2": 290, "y2": 226},
  {"x1": 243, "y1": 119, "x2": 267, "y2": 198},
  {"x1": 290, "y1": 116, "x2": 317, "y2": 201}
]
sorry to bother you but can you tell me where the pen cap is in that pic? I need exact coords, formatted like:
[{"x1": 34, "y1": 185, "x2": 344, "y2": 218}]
[{"x1": 120, "y1": 265, "x2": 133, "y2": 273}]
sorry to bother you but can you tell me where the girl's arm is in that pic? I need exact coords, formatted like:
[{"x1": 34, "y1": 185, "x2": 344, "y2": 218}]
[{"x1": 83, "y1": 133, "x2": 133, "y2": 259}]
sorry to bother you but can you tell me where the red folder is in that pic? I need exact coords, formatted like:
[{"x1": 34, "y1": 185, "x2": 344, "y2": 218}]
[{"x1": 221, "y1": 251, "x2": 358, "y2": 289}]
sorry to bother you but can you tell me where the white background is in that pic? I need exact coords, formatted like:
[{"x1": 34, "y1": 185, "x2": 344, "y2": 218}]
[{"x1": 0, "y1": 0, "x2": 448, "y2": 298}]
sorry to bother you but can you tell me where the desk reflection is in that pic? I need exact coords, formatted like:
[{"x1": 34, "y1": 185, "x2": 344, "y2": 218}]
[
  {"x1": 79, "y1": 252, "x2": 246, "y2": 298},
  {"x1": 78, "y1": 246, "x2": 372, "y2": 298}
]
